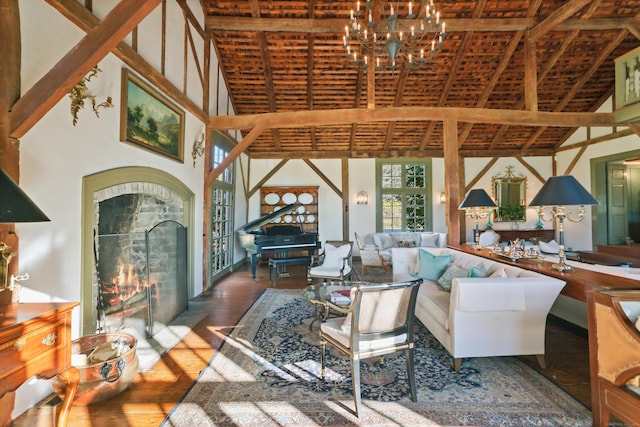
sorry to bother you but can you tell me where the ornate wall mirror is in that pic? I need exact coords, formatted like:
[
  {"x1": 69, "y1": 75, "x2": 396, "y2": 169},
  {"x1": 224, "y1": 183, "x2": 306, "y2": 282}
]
[{"x1": 492, "y1": 166, "x2": 526, "y2": 222}]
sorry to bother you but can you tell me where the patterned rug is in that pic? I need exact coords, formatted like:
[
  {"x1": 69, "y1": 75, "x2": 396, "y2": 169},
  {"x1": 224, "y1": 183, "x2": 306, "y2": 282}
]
[{"x1": 163, "y1": 289, "x2": 591, "y2": 426}]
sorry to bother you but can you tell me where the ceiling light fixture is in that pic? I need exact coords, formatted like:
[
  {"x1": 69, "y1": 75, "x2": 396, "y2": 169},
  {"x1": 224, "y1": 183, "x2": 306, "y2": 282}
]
[{"x1": 343, "y1": 0, "x2": 446, "y2": 71}]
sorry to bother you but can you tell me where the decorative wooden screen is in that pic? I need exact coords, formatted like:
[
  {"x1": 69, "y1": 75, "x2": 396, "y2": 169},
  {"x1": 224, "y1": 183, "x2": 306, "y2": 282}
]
[{"x1": 260, "y1": 186, "x2": 318, "y2": 234}]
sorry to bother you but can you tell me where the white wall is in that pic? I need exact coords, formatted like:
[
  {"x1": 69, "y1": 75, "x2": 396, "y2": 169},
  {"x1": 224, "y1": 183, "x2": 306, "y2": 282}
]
[{"x1": 13, "y1": 1, "x2": 209, "y2": 416}]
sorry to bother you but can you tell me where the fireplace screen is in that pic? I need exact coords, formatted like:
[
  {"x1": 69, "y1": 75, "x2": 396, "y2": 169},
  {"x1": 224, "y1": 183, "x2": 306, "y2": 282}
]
[{"x1": 95, "y1": 219, "x2": 187, "y2": 337}]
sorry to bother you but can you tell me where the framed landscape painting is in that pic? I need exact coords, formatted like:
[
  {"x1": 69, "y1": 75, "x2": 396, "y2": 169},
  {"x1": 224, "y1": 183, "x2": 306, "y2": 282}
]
[{"x1": 120, "y1": 68, "x2": 185, "y2": 162}]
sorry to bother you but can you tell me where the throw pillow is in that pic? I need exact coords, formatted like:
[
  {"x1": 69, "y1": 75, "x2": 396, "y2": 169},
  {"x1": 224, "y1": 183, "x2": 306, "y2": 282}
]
[
  {"x1": 437, "y1": 265, "x2": 469, "y2": 292},
  {"x1": 323, "y1": 243, "x2": 351, "y2": 269},
  {"x1": 538, "y1": 239, "x2": 560, "y2": 254},
  {"x1": 469, "y1": 263, "x2": 488, "y2": 278},
  {"x1": 420, "y1": 233, "x2": 440, "y2": 247},
  {"x1": 396, "y1": 239, "x2": 417, "y2": 248},
  {"x1": 413, "y1": 249, "x2": 451, "y2": 281},
  {"x1": 489, "y1": 269, "x2": 507, "y2": 278},
  {"x1": 372, "y1": 233, "x2": 394, "y2": 250}
]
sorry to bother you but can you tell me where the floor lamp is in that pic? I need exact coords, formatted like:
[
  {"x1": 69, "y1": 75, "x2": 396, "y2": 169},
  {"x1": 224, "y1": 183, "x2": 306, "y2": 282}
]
[
  {"x1": 0, "y1": 169, "x2": 50, "y2": 291},
  {"x1": 528, "y1": 175, "x2": 598, "y2": 272},
  {"x1": 459, "y1": 189, "x2": 497, "y2": 249}
]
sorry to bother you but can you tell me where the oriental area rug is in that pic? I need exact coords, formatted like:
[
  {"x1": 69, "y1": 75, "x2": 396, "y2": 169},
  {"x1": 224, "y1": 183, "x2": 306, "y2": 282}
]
[{"x1": 163, "y1": 289, "x2": 591, "y2": 427}]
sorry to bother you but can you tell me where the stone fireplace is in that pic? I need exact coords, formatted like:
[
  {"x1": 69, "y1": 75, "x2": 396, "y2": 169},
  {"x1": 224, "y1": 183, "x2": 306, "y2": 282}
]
[{"x1": 82, "y1": 167, "x2": 194, "y2": 337}]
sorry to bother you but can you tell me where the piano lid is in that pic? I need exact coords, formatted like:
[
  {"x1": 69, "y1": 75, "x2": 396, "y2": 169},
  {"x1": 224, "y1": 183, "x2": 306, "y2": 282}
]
[{"x1": 239, "y1": 203, "x2": 301, "y2": 233}]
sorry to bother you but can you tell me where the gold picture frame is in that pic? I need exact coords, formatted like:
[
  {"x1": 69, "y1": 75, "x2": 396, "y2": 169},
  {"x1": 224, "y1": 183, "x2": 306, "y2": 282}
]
[{"x1": 120, "y1": 68, "x2": 185, "y2": 162}]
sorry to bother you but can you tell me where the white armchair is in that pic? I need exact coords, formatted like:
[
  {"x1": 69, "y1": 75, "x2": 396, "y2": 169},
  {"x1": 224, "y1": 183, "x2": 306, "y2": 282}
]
[
  {"x1": 354, "y1": 232, "x2": 390, "y2": 276},
  {"x1": 307, "y1": 240, "x2": 353, "y2": 283}
]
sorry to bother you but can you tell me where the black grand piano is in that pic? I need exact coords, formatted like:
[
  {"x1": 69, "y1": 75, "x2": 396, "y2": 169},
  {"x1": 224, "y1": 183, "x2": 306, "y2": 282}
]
[{"x1": 238, "y1": 203, "x2": 320, "y2": 278}]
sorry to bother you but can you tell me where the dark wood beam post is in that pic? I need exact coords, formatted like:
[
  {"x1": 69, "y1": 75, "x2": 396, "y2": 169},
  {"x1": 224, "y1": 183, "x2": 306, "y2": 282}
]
[
  {"x1": 0, "y1": 0, "x2": 21, "y2": 310},
  {"x1": 443, "y1": 119, "x2": 461, "y2": 245}
]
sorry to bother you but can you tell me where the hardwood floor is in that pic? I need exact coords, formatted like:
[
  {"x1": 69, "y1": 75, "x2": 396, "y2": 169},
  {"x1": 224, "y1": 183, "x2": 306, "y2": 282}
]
[{"x1": 14, "y1": 263, "x2": 592, "y2": 426}]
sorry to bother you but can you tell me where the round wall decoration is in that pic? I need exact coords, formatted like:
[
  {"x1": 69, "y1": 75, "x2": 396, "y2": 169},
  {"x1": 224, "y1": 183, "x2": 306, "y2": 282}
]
[
  {"x1": 264, "y1": 193, "x2": 280, "y2": 205},
  {"x1": 298, "y1": 193, "x2": 313, "y2": 204},
  {"x1": 282, "y1": 192, "x2": 297, "y2": 204}
]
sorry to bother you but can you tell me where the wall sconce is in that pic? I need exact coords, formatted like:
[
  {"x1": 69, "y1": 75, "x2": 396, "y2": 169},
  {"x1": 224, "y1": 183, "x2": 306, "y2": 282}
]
[
  {"x1": 0, "y1": 169, "x2": 50, "y2": 292},
  {"x1": 69, "y1": 65, "x2": 113, "y2": 126},
  {"x1": 356, "y1": 191, "x2": 368, "y2": 205},
  {"x1": 439, "y1": 192, "x2": 447, "y2": 204},
  {"x1": 192, "y1": 127, "x2": 205, "y2": 167}
]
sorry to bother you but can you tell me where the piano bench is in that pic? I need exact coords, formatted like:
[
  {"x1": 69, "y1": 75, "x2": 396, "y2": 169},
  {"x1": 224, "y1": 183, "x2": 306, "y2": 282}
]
[{"x1": 268, "y1": 256, "x2": 311, "y2": 287}]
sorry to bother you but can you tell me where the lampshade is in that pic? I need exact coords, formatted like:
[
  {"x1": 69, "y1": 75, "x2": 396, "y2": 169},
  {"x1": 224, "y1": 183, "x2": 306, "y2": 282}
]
[
  {"x1": 458, "y1": 189, "x2": 497, "y2": 209},
  {"x1": 0, "y1": 168, "x2": 50, "y2": 223},
  {"x1": 529, "y1": 175, "x2": 598, "y2": 207}
]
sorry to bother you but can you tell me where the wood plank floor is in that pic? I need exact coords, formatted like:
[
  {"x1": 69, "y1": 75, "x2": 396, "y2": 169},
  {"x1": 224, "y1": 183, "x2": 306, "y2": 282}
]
[{"x1": 14, "y1": 263, "x2": 592, "y2": 426}]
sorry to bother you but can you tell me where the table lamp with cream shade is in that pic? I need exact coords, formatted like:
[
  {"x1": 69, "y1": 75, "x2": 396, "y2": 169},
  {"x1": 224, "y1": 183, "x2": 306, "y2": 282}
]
[
  {"x1": 0, "y1": 168, "x2": 50, "y2": 291},
  {"x1": 528, "y1": 175, "x2": 599, "y2": 272}
]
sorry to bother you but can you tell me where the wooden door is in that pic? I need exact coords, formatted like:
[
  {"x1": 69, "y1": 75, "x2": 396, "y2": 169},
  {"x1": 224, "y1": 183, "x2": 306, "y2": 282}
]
[{"x1": 607, "y1": 164, "x2": 628, "y2": 245}]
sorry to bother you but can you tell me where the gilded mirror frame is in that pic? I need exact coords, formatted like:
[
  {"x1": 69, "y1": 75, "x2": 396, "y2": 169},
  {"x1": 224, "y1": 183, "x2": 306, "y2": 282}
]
[{"x1": 492, "y1": 166, "x2": 527, "y2": 222}]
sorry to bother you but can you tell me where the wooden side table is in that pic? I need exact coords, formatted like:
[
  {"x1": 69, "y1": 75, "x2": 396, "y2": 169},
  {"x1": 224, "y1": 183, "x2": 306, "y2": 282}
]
[{"x1": 0, "y1": 302, "x2": 79, "y2": 427}]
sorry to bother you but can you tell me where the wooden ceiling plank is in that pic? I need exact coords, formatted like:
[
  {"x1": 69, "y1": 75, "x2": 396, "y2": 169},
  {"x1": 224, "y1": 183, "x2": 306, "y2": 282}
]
[
  {"x1": 44, "y1": 0, "x2": 207, "y2": 122},
  {"x1": 210, "y1": 106, "x2": 615, "y2": 130},
  {"x1": 205, "y1": 16, "x2": 639, "y2": 33},
  {"x1": 247, "y1": 147, "x2": 555, "y2": 159},
  {"x1": 527, "y1": 0, "x2": 592, "y2": 40},
  {"x1": 523, "y1": 37, "x2": 538, "y2": 112},
  {"x1": 523, "y1": 30, "x2": 628, "y2": 150},
  {"x1": 11, "y1": 0, "x2": 162, "y2": 138}
]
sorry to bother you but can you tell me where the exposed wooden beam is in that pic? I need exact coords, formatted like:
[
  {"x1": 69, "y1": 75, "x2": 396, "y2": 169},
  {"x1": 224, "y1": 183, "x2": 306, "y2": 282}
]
[
  {"x1": 247, "y1": 148, "x2": 556, "y2": 159},
  {"x1": 44, "y1": 0, "x2": 207, "y2": 123},
  {"x1": 465, "y1": 158, "x2": 499, "y2": 192},
  {"x1": 208, "y1": 122, "x2": 266, "y2": 184},
  {"x1": 205, "y1": 16, "x2": 640, "y2": 33},
  {"x1": 443, "y1": 119, "x2": 461, "y2": 245},
  {"x1": 515, "y1": 156, "x2": 545, "y2": 184},
  {"x1": 10, "y1": 0, "x2": 162, "y2": 138},
  {"x1": 210, "y1": 107, "x2": 615, "y2": 130},
  {"x1": 555, "y1": 129, "x2": 635, "y2": 152},
  {"x1": 528, "y1": 0, "x2": 592, "y2": 40},
  {"x1": 248, "y1": 159, "x2": 289, "y2": 197},
  {"x1": 303, "y1": 159, "x2": 342, "y2": 197}
]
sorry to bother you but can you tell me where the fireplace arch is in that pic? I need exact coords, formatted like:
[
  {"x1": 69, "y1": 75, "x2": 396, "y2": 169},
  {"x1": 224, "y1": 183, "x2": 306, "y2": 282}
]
[{"x1": 81, "y1": 167, "x2": 195, "y2": 335}]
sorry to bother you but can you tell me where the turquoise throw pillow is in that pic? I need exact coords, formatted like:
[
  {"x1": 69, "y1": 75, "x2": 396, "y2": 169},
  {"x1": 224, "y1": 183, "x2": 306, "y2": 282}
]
[
  {"x1": 414, "y1": 249, "x2": 451, "y2": 281},
  {"x1": 469, "y1": 263, "x2": 488, "y2": 278}
]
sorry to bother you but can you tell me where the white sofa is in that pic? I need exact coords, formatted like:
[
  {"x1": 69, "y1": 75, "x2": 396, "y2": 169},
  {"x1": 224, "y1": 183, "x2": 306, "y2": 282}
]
[
  {"x1": 392, "y1": 246, "x2": 566, "y2": 371},
  {"x1": 359, "y1": 231, "x2": 447, "y2": 264}
]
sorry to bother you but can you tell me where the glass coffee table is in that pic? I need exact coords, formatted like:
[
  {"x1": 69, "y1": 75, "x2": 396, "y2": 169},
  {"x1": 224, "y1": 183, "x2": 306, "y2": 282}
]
[{"x1": 302, "y1": 280, "x2": 369, "y2": 330}]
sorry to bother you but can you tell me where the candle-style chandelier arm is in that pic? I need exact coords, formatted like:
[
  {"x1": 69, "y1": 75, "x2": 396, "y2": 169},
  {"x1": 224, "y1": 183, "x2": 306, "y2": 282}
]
[
  {"x1": 536, "y1": 205, "x2": 587, "y2": 223},
  {"x1": 343, "y1": 0, "x2": 446, "y2": 70}
]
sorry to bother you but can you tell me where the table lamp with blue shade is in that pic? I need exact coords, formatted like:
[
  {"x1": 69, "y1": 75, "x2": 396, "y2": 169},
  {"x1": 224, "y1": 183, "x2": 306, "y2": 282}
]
[
  {"x1": 529, "y1": 175, "x2": 598, "y2": 272},
  {"x1": 459, "y1": 189, "x2": 497, "y2": 249},
  {"x1": 0, "y1": 168, "x2": 50, "y2": 291}
]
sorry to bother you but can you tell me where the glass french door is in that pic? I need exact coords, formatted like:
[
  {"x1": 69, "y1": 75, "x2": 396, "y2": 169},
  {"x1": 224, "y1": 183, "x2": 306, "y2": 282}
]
[{"x1": 210, "y1": 137, "x2": 235, "y2": 281}]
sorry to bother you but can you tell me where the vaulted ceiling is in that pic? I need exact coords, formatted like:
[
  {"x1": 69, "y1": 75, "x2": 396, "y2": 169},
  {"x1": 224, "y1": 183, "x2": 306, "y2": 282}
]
[{"x1": 204, "y1": 0, "x2": 640, "y2": 159}]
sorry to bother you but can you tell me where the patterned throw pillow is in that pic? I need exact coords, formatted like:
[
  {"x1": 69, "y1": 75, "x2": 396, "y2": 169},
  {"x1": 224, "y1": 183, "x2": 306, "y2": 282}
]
[
  {"x1": 437, "y1": 265, "x2": 469, "y2": 292},
  {"x1": 396, "y1": 240, "x2": 417, "y2": 248},
  {"x1": 413, "y1": 249, "x2": 451, "y2": 281}
]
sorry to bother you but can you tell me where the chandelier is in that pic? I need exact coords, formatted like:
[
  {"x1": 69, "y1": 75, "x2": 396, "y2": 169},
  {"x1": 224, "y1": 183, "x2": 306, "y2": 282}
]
[{"x1": 343, "y1": 0, "x2": 446, "y2": 71}]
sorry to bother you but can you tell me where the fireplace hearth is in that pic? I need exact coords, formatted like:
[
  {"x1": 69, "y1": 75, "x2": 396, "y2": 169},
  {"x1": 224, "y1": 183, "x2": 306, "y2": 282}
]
[{"x1": 93, "y1": 184, "x2": 187, "y2": 337}]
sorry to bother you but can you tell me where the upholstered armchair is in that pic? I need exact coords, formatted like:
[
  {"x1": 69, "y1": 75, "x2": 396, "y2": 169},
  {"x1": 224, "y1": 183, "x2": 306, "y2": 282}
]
[
  {"x1": 307, "y1": 240, "x2": 353, "y2": 283},
  {"x1": 354, "y1": 232, "x2": 390, "y2": 276},
  {"x1": 319, "y1": 278, "x2": 423, "y2": 418}
]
